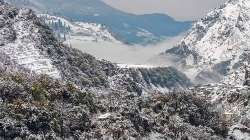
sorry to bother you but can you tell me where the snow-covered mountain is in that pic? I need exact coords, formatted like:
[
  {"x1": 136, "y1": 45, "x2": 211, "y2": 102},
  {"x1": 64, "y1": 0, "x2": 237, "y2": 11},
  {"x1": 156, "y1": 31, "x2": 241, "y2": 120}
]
[
  {"x1": 0, "y1": 7, "x2": 61, "y2": 79},
  {"x1": 39, "y1": 14, "x2": 119, "y2": 43},
  {"x1": 163, "y1": 0, "x2": 250, "y2": 85},
  {"x1": 6, "y1": 0, "x2": 191, "y2": 45},
  {"x1": 1, "y1": 1, "x2": 250, "y2": 139},
  {"x1": 0, "y1": 1, "x2": 191, "y2": 95}
]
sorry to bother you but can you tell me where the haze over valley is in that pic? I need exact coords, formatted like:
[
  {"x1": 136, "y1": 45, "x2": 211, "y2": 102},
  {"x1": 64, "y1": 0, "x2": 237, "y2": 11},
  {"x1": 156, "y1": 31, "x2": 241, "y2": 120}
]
[{"x1": 0, "y1": 0, "x2": 250, "y2": 139}]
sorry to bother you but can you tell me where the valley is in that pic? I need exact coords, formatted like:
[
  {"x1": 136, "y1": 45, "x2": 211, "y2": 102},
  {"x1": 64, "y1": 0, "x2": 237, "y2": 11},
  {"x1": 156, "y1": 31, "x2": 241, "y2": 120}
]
[{"x1": 0, "y1": 0, "x2": 249, "y2": 139}]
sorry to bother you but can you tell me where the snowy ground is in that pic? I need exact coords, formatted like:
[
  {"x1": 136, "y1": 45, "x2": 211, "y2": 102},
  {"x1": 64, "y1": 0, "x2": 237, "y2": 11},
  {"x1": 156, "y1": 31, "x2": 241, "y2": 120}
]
[{"x1": 0, "y1": 18, "x2": 61, "y2": 79}]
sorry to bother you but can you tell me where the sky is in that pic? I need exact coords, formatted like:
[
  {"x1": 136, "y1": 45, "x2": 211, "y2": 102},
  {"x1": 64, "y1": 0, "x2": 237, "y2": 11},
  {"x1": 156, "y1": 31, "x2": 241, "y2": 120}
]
[{"x1": 102, "y1": 0, "x2": 227, "y2": 21}]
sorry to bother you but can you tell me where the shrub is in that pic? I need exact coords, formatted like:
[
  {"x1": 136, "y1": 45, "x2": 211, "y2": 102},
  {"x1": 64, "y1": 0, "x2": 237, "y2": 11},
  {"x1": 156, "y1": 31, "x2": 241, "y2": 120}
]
[{"x1": 30, "y1": 83, "x2": 48, "y2": 104}]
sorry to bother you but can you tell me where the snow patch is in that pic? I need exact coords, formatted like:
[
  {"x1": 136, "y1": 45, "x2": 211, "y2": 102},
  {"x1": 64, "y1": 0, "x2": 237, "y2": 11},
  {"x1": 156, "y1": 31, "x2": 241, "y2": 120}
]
[{"x1": 98, "y1": 113, "x2": 112, "y2": 119}]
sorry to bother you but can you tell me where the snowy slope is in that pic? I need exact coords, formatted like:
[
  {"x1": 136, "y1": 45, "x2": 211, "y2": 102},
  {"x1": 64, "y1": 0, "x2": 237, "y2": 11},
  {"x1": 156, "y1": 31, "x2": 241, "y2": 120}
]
[
  {"x1": 0, "y1": 2, "x2": 191, "y2": 94},
  {"x1": 164, "y1": 0, "x2": 250, "y2": 85},
  {"x1": 190, "y1": 83, "x2": 250, "y2": 139},
  {"x1": 0, "y1": 8, "x2": 61, "y2": 79},
  {"x1": 39, "y1": 14, "x2": 119, "y2": 42}
]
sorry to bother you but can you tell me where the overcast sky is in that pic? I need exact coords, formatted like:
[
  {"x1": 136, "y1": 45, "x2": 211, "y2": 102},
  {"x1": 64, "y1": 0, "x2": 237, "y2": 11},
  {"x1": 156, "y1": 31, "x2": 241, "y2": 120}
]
[{"x1": 102, "y1": 0, "x2": 227, "y2": 21}]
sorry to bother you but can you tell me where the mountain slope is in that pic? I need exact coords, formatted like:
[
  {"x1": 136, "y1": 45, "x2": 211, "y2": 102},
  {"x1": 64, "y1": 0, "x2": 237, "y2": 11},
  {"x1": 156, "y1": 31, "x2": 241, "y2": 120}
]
[
  {"x1": 0, "y1": 1, "x2": 191, "y2": 94},
  {"x1": 0, "y1": 5, "x2": 61, "y2": 79},
  {"x1": 163, "y1": 0, "x2": 250, "y2": 85},
  {"x1": 1, "y1": 1, "x2": 250, "y2": 139},
  {"x1": 0, "y1": 65, "x2": 234, "y2": 139},
  {"x1": 39, "y1": 14, "x2": 119, "y2": 42},
  {"x1": 6, "y1": 0, "x2": 191, "y2": 44}
]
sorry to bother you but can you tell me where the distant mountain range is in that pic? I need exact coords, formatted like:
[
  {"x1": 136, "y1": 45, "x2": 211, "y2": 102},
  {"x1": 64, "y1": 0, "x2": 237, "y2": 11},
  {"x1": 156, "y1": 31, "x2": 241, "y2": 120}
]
[{"x1": 6, "y1": 0, "x2": 191, "y2": 44}]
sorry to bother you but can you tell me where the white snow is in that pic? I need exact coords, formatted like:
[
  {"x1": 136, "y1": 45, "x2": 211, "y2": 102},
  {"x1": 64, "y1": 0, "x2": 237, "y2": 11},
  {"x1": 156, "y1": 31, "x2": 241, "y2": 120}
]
[
  {"x1": 1, "y1": 42, "x2": 60, "y2": 79},
  {"x1": 170, "y1": 0, "x2": 250, "y2": 85},
  {"x1": 0, "y1": 13, "x2": 61, "y2": 79},
  {"x1": 39, "y1": 14, "x2": 119, "y2": 43},
  {"x1": 117, "y1": 64, "x2": 163, "y2": 69},
  {"x1": 136, "y1": 28, "x2": 155, "y2": 38},
  {"x1": 229, "y1": 124, "x2": 250, "y2": 140},
  {"x1": 98, "y1": 113, "x2": 112, "y2": 119}
]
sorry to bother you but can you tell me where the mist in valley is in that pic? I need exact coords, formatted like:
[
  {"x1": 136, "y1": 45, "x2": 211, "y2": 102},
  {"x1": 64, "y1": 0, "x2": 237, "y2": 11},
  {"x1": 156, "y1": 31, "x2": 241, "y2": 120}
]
[{"x1": 68, "y1": 34, "x2": 185, "y2": 67}]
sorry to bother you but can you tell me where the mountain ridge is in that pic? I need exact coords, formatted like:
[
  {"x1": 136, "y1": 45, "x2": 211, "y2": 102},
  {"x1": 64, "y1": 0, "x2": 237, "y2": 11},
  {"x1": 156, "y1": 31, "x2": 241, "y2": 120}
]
[
  {"x1": 0, "y1": 1, "x2": 192, "y2": 95},
  {"x1": 0, "y1": 1, "x2": 250, "y2": 139},
  {"x1": 162, "y1": 0, "x2": 250, "y2": 85},
  {"x1": 39, "y1": 14, "x2": 119, "y2": 43},
  {"x1": 6, "y1": 0, "x2": 191, "y2": 44}
]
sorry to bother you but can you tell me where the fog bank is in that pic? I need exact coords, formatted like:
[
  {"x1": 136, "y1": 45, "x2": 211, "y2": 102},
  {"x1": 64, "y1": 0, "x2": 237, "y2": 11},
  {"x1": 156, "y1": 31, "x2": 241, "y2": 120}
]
[{"x1": 68, "y1": 35, "x2": 184, "y2": 66}]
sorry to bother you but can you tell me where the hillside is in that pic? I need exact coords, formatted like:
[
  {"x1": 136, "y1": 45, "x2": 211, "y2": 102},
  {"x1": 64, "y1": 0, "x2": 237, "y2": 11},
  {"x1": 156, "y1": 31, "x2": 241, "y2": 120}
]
[
  {"x1": 0, "y1": 0, "x2": 250, "y2": 139},
  {"x1": 39, "y1": 14, "x2": 119, "y2": 43},
  {"x1": 0, "y1": 0, "x2": 191, "y2": 94}
]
